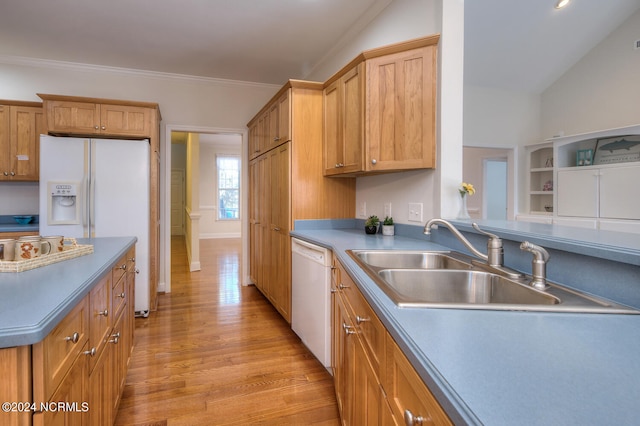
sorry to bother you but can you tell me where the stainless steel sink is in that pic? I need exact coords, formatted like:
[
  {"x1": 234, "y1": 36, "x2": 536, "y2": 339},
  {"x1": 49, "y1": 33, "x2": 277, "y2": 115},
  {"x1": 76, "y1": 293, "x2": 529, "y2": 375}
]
[
  {"x1": 347, "y1": 249, "x2": 639, "y2": 314},
  {"x1": 352, "y1": 250, "x2": 472, "y2": 270},
  {"x1": 378, "y1": 269, "x2": 559, "y2": 307}
]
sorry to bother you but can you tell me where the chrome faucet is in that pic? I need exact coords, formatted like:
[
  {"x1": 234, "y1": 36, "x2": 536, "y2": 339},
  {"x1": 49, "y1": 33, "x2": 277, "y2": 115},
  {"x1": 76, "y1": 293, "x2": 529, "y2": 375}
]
[
  {"x1": 423, "y1": 219, "x2": 522, "y2": 279},
  {"x1": 520, "y1": 241, "x2": 550, "y2": 290}
]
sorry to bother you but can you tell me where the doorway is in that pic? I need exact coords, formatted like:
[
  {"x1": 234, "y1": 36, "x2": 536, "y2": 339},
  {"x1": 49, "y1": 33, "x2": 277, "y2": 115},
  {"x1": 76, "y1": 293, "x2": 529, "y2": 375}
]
[
  {"x1": 462, "y1": 146, "x2": 516, "y2": 220},
  {"x1": 162, "y1": 125, "x2": 249, "y2": 295},
  {"x1": 483, "y1": 159, "x2": 507, "y2": 220}
]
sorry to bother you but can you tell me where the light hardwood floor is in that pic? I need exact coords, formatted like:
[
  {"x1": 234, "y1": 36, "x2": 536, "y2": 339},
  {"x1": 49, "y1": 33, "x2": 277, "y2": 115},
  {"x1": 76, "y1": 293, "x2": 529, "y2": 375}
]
[{"x1": 114, "y1": 236, "x2": 340, "y2": 425}]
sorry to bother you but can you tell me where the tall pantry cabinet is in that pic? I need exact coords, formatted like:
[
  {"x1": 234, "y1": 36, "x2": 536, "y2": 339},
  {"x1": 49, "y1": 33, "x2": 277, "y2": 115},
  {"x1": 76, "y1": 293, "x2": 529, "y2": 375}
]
[{"x1": 248, "y1": 80, "x2": 355, "y2": 322}]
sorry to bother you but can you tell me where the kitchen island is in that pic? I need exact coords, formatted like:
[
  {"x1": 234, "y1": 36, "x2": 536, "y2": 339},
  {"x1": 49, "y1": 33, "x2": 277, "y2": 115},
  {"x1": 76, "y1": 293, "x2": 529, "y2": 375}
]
[
  {"x1": 0, "y1": 236, "x2": 136, "y2": 426},
  {"x1": 291, "y1": 220, "x2": 640, "y2": 425}
]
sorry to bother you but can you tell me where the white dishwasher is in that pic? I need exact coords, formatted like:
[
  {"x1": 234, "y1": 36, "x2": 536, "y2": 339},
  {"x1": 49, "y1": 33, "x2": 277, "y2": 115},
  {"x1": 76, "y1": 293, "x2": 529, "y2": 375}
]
[{"x1": 291, "y1": 237, "x2": 332, "y2": 370}]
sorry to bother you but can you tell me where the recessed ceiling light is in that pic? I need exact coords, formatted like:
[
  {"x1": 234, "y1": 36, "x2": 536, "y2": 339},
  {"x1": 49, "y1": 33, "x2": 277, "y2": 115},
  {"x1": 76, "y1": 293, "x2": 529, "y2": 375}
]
[{"x1": 555, "y1": 0, "x2": 570, "y2": 9}]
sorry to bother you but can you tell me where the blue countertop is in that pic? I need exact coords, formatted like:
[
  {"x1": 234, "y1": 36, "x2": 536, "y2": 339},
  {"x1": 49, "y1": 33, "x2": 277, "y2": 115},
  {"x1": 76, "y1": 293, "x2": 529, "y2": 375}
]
[
  {"x1": 0, "y1": 214, "x2": 39, "y2": 234},
  {"x1": 0, "y1": 237, "x2": 136, "y2": 348},
  {"x1": 291, "y1": 223, "x2": 640, "y2": 425}
]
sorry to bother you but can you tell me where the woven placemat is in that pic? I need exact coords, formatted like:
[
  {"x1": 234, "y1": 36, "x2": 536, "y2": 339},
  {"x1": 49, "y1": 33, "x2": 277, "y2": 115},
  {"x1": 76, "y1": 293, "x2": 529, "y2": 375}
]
[{"x1": 0, "y1": 239, "x2": 94, "y2": 273}]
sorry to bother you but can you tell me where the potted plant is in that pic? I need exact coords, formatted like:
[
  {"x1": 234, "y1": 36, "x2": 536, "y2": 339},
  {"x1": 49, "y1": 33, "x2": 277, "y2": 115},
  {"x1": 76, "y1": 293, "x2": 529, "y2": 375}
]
[
  {"x1": 382, "y1": 216, "x2": 394, "y2": 236},
  {"x1": 364, "y1": 215, "x2": 379, "y2": 234}
]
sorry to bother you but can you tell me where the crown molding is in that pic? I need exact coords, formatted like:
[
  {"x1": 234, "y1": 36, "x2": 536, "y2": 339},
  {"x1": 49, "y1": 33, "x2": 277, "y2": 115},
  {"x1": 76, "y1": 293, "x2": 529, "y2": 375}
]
[{"x1": 0, "y1": 55, "x2": 281, "y2": 90}]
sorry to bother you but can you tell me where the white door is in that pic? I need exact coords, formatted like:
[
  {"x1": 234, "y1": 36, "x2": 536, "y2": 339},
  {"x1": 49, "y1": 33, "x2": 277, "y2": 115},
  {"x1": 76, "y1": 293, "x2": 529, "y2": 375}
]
[
  {"x1": 484, "y1": 159, "x2": 507, "y2": 220},
  {"x1": 599, "y1": 165, "x2": 640, "y2": 220},
  {"x1": 557, "y1": 169, "x2": 598, "y2": 217},
  {"x1": 171, "y1": 169, "x2": 185, "y2": 235},
  {"x1": 93, "y1": 139, "x2": 150, "y2": 313}
]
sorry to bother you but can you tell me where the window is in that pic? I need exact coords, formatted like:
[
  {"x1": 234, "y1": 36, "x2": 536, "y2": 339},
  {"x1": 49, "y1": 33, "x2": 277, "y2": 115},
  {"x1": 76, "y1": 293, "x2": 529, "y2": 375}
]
[{"x1": 217, "y1": 155, "x2": 240, "y2": 220}]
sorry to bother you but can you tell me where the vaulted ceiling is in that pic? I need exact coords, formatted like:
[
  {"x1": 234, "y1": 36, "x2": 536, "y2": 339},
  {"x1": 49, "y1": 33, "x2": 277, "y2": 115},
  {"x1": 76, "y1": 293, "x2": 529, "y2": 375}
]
[{"x1": 1, "y1": 0, "x2": 639, "y2": 94}]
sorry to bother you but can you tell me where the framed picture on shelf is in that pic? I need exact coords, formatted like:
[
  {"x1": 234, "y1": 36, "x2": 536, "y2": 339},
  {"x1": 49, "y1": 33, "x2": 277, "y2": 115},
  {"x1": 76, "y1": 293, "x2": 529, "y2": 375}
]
[{"x1": 593, "y1": 135, "x2": 640, "y2": 165}]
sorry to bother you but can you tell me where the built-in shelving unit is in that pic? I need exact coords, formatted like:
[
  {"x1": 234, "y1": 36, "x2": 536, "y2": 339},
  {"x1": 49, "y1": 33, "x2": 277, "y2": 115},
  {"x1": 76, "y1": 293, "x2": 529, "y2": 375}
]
[
  {"x1": 521, "y1": 124, "x2": 640, "y2": 233},
  {"x1": 526, "y1": 143, "x2": 554, "y2": 215}
]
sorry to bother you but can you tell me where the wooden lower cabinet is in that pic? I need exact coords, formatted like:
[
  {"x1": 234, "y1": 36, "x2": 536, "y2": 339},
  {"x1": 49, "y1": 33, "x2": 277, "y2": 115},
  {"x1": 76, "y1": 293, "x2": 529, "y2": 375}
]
[
  {"x1": 1, "y1": 249, "x2": 135, "y2": 426},
  {"x1": 33, "y1": 344, "x2": 89, "y2": 426},
  {"x1": 332, "y1": 256, "x2": 452, "y2": 426}
]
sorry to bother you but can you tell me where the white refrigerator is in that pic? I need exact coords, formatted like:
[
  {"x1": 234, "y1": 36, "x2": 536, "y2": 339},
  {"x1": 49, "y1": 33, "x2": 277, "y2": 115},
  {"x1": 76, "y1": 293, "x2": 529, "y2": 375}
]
[{"x1": 39, "y1": 135, "x2": 151, "y2": 315}]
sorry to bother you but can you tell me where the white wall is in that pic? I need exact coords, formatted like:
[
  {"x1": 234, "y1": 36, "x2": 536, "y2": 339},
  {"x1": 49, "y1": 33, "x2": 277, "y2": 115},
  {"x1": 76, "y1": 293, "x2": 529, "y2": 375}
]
[
  {"x1": 463, "y1": 85, "x2": 541, "y2": 214},
  {"x1": 541, "y1": 9, "x2": 640, "y2": 138},
  {"x1": 0, "y1": 59, "x2": 279, "y2": 287}
]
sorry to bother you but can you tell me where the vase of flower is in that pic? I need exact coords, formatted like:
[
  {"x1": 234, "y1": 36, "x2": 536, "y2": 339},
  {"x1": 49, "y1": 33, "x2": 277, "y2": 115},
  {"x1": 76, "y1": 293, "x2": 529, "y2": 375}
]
[{"x1": 457, "y1": 182, "x2": 475, "y2": 220}]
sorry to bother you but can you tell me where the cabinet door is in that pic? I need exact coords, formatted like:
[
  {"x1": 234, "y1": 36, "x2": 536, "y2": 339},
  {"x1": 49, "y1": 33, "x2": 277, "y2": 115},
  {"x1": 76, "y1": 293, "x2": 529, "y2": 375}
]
[
  {"x1": 353, "y1": 338, "x2": 384, "y2": 425},
  {"x1": 323, "y1": 64, "x2": 363, "y2": 176},
  {"x1": 248, "y1": 122, "x2": 260, "y2": 159},
  {"x1": 88, "y1": 273, "x2": 112, "y2": 373},
  {"x1": 99, "y1": 104, "x2": 151, "y2": 137},
  {"x1": 9, "y1": 105, "x2": 44, "y2": 181},
  {"x1": 385, "y1": 334, "x2": 452, "y2": 426},
  {"x1": 557, "y1": 169, "x2": 598, "y2": 217},
  {"x1": 46, "y1": 101, "x2": 100, "y2": 134},
  {"x1": 33, "y1": 348, "x2": 88, "y2": 426},
  {"x1": 269, "y1": 143, "x2": 291, "y2": 321},
  {"x1": 323, "y1": 78, "x2": 342, "y2": 175},
  {"x1": 87, "y1": 340, "x2": 113, "y2": 426},
  {"x1": 333, "y1": 293, "x2": 356, "y2": 425},
  {"x1": 110, "y1": 309, "x2": 127, "y2": 415},
  {"x1": 277, "y1": 90, "x2": 291, "y2": 144},
  {"x1": 267, "y1": 101, "x2": 280, "y2": 150},
  {"x1": 366, "y1": 46, "x2": 436, "y2": 172},
  {"x1": 341, "y1": 64, "x2": 364, "y2": 174},
  {"x1": 0, "y1": 105, "x2": 11, "y2": 178},
  {"x1": 599, "y1": 165, "x2": 640, "y2": 220}
]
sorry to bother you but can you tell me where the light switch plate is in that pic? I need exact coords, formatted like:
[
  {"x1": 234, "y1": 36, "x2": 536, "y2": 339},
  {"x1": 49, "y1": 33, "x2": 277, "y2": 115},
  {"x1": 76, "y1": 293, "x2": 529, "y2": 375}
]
[
  {"x1": 408, "y1": 203, "x2": 423, "y2": 222},
  {"x1": 358, "y1": 201, "x2": 367, "y2": 218},
  {"x1": 384, "y1": 203, "x2": 392, "y2": 218}
]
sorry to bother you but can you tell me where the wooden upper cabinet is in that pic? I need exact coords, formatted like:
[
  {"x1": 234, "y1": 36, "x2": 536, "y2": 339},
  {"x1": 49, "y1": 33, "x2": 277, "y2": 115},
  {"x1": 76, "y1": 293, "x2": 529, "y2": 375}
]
[
  {"x1": 323, "y1": 64, "x2": 364, "y2": 176},
  {"x1": 323, "y1": 35, "x2": 439, "y2": 176},
  {"x1": 366, "y1": 44, "x2": 437, "y2": 172},
  {"x1": 0, "y1": 100, "x2": 43, "y2": 181},
  {"x1": 38, "y1": 94, "x2": 156, "y2": 138},
  {"x1": 248, "y1": 89, "x2": 291, "y2": 159}
]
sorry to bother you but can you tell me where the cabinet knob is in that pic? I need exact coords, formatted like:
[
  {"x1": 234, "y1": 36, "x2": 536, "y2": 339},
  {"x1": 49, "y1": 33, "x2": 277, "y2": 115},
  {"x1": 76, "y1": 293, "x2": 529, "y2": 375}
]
[
  {"x1": 94, "y1": 125, "x2": 99, "y2": 130},
  {"x1": 338, "y1": 283, "x2": 350, "y2": 290},
  {"x1": 65, "y1": 332, "x2": 80, "y2": 344},
  {"x1": 371, "y1": 159, "x2": 377, "y2": 165},
  {"x1": 98, "y1": 309, "x2": 108, "y2": 317},
  {"x1": 84, "y1": 347, "x2": 97, "y2": 357},
  {"x1": 3, "y1": 172, "x2": 7, "y2": 176},
  {"x1": 101, "y1": 126, "x2": 106, "y2": 130},
  {"x1": 342, "y1": 322, "x2": 356, "y2": 335},
  {"x1": 118, "y1": 263, "x2": 127, "y2": 270},
  {"x1": 356, "y1": 315, "x2": 370, "y2": 324},
  {"x1": 404, "y1": 409, "x2": 426, "y2": 426},
  {"x1": 273, "y1": 227, "x2": 281, "y2": 232},
  {"x1": 273, "y1": 136, "x2": 280, "y2": 142},
  {"x1": 118, "y1": 292, "x2": 126, "y2": 299},
  {"x1": 335, "y1": 163, "x2": 344, "y2": 168},
  {"x1": 109, "y1": 332, "x2": 120, "y2": 344},
  {"x1": 9, "y1": 171, "x2": 15, "y2": 176}
]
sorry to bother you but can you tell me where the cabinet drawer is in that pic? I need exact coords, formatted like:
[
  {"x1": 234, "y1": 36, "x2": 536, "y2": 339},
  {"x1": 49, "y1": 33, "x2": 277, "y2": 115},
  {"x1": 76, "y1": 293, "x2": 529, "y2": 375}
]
[
  {"x1": 88, "y1": 272, "x2": 112, "y2": 373},
  {"x1": 112, "y1": 255, "x2": 128, "y2": 285},
  {"x1": 335, "y1": 259, "x2": 385, "y2": 373},
  {"x1": 33, "y1": 296, "x2": 89, "y2": 403},
  {"x1": 112, "y1": 273, "x2": 127, "y2": 319}
]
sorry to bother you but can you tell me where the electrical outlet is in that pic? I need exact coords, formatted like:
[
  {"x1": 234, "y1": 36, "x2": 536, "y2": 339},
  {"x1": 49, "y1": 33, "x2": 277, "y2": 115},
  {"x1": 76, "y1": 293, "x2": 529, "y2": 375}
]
[
  {"x1": 408, "y1": 203, "x2": 423, "y2": 222},
  {"x1": 358, "y1": 201, "x2": 367, "y2": 218},
  {"x1": 384, "y1": 203, "x2": 392, "y2": 218}
]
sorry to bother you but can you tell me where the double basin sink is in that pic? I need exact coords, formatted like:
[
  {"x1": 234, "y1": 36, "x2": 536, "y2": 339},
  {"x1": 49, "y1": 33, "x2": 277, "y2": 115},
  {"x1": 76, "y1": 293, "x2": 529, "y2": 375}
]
[{"x1": 347, "y1": 250, "x2": 639, "y2": 314}]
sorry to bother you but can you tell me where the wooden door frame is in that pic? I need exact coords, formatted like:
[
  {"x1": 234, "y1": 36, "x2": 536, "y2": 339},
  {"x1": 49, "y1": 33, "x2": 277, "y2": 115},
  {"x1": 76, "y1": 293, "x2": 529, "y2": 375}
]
[{"x1": 162, "y1": 124, "x2": 249, "y2": 295}]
